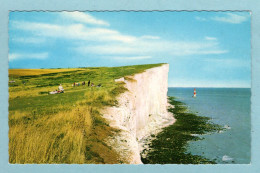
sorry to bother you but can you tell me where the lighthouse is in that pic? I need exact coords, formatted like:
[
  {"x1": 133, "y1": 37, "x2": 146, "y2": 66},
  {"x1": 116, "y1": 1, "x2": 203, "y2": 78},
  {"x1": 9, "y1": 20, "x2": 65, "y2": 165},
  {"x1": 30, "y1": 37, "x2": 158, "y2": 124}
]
[{"x1": 193, "y1": 88, "x2": 196, "y2": 97}]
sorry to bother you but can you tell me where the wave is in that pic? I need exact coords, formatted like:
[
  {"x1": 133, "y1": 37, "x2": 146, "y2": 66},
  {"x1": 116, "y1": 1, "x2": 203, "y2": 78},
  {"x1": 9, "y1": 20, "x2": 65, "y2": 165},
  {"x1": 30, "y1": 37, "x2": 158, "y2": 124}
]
[{"x1": 222, "y1": 155, "x2": 233, "y2": 161}]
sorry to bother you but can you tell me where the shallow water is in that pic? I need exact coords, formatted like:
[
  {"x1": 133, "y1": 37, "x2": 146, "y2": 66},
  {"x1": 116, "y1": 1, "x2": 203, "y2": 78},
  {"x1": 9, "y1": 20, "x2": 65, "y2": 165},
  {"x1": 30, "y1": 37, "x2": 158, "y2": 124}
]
[{"x1": 167, "y1": 87, "x2": 251, "y2": 164}]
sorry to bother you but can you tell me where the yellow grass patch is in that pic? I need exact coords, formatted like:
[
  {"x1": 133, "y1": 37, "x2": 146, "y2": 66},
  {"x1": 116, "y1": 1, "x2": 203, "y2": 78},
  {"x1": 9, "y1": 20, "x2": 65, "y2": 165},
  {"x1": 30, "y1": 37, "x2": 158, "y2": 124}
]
[
  {"x1": 9, "y1": 69, "x2": 83, "y2": 76},
  {"x1": 9, "y1": 105, "x2": 119, "y2": 164}
]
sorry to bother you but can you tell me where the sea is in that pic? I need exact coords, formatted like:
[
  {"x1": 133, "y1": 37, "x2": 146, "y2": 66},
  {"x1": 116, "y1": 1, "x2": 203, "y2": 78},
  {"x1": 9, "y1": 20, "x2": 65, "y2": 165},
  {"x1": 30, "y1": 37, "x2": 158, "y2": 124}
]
[{"x1": 167, "y1": 87, "x2": 251, "y2": 164}]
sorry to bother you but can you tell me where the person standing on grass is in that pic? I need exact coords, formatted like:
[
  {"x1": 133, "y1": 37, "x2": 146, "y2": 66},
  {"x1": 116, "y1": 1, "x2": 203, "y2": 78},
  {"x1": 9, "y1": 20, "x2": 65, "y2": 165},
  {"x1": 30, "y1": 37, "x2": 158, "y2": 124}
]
[
  {"x1": 58, "y1": 84, "x2": 64, "y2": 93},
  {"x1": 88, "y1": 80, "x2": 90, "y2": 87}
]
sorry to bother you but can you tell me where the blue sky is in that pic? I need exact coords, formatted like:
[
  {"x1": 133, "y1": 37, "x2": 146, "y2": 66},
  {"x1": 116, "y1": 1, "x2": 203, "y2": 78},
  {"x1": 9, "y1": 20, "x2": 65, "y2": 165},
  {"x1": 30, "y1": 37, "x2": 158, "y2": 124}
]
[{"x1": 9, "y1": 11, "x2": 251, "y2": 88}]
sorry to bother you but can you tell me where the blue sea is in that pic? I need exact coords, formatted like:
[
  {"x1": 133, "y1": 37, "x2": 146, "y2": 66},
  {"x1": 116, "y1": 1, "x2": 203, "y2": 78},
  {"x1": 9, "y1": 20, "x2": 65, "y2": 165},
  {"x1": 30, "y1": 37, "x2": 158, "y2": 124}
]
[{"x1": 167, "y1": 87, "x2": 251, "y2": 164}]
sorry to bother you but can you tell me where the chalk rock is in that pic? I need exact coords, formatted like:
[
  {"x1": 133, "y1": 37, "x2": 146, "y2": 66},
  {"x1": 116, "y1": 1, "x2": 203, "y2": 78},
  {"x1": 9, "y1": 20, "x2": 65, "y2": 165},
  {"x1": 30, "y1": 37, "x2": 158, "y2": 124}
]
[{"x1": 102, "y1": 64, "x2": 175, "y2": 164}]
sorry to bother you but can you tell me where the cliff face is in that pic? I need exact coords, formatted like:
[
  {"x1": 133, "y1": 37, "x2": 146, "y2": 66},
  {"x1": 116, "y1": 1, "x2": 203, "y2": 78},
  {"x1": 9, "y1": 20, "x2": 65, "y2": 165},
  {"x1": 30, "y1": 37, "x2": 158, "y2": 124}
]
[{"x1": 102, "y1": 64, "x2": 175, "y2": 164}]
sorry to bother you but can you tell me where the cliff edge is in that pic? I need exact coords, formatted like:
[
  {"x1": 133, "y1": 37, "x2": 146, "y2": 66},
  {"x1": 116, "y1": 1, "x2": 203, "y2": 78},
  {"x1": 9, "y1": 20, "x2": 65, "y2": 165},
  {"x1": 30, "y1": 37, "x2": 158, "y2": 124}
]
[{"x1": 102, "y1": 64, "x2": 175, "y2": 164}]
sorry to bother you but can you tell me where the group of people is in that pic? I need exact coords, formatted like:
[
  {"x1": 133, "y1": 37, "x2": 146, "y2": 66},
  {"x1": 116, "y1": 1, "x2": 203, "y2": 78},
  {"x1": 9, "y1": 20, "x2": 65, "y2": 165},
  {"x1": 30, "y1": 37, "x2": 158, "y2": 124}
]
[
  {"x1": 72, "y1": 80, "x2": 101, "y2": 87},
  {"x1": 73, "y1": 80, "x2": 91, "y2": 87},
  {"x1": 49, "y1": 84, "x2": 64, "y2": 94},
  {"x1": 49, "y1": 80, "x2": 102, "y2": 95}
]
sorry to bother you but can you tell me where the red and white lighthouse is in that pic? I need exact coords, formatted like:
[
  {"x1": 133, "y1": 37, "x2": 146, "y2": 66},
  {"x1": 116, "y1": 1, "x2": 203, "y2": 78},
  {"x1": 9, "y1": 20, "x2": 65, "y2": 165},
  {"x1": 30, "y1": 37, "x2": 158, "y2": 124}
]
[{"x1": 193, "y1": 88, "x2": 196, "y2": 97}]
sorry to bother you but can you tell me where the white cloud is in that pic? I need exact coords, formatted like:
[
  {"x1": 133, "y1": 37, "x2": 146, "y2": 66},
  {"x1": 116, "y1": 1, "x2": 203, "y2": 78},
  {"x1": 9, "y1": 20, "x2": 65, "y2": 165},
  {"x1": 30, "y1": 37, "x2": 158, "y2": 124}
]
[
  {"x1": 141, "y1": 35, "x2": 160, "y2": 40},
  {"x1": 61, "y1": 12, "x2": 109, "y2": 26},
  {"x1": 112, "y1": 56, "x2": 152, "y2": 60},
  {"x1": 76, "y1": 39, "x2": 227, "y2": 57},
  {"x1": 11, "y1": 37, "x2": 46, "y2": 44},
  {"x1": 11, "y1": 21, "x2": 136, "y2": 43},
  {"x1": 196, "y1": 13, "x2": 249, "y2": 24},
  {"x1": 11, "y1": 13, "x2": 228, "y2": 60},
  {"x1": 11, "y1": 21, "x2": 62, "y2": 35},
  {"x1": 195, "y1": 16, "x2": 207, "y2": 21},
  {"x1": 199, "y1": 50, "x2": 228, "y2": 55},
  {"x1": 205, "y1": 36, "x2": 217, "y2": 41},
  {"x1": 212, "y1": 13, "x2": 249, "y2": 24},
  {"x1": 204, "y1": 58, "x2": 250, "y2": 68},
  {"x1": 9, "y1": 52, "x2": 49, "y2": 61}
]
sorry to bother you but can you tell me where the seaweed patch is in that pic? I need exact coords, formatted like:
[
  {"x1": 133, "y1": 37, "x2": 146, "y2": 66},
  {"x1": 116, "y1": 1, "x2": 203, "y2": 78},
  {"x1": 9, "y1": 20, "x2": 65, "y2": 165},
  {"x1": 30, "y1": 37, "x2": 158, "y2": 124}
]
[{"x1": 141, "y1": 96, "x2": 223, "y2": 164}]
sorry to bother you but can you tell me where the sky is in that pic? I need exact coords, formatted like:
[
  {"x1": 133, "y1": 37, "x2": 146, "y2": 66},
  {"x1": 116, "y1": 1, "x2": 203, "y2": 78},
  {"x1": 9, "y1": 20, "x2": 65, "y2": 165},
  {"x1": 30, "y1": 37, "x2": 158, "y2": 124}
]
[{"x1": 8, "y1": 11, "x2": 251, "y2": 88}]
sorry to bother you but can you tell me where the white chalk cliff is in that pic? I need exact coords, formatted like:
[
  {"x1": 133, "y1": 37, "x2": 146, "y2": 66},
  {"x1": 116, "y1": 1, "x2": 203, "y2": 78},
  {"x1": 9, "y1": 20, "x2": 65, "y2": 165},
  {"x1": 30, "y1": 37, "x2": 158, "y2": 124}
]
[{"x1": 102, "y1": 64, "x2": 175, "y2": 164}]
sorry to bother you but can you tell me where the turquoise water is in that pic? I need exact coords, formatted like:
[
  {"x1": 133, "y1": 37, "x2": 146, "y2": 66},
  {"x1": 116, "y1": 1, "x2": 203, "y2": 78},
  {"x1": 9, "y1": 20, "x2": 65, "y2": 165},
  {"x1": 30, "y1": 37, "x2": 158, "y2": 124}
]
[{"x1": 167, "y1": 87, "x2": 251, "y2": 164}]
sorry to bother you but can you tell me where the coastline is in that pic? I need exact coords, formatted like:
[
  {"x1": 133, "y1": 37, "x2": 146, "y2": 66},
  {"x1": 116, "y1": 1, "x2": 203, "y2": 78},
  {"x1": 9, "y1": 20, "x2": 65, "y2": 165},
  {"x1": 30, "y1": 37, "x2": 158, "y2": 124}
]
[
  {"x1": 169, "y1": 87, "x2": 251, "y2": 164},
  {"x1": 141, "y1": 96, "x2": 223, "y2": 164},
  {"x1": 102, "y1": 64, "x2": 175, "y2": 164}
]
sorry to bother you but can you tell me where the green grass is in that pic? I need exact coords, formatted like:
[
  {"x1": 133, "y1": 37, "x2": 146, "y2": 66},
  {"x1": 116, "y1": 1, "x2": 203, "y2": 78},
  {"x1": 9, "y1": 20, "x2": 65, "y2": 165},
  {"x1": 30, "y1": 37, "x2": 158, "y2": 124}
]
[
  {"x1": 141, "y1": 96, "x2": 223, "y2": 164},
  {"x1": 9, "y1": 63, "x2": 165, "y2": 164}
]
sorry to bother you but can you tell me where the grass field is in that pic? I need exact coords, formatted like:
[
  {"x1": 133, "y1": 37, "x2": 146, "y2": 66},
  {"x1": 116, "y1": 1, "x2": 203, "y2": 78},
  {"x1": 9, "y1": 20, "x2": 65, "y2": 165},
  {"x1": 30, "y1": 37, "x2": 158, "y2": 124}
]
[{"x1": 9, "y1": 63, "x2": 164, "y2": 164}]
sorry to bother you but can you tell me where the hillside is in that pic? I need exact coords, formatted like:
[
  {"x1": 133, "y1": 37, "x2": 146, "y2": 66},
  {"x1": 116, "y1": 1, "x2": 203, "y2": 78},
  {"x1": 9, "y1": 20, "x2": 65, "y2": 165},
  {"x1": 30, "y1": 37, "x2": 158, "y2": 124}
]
[{"x1": 8, "y1": 63, "x2": 164, "y2": 164}]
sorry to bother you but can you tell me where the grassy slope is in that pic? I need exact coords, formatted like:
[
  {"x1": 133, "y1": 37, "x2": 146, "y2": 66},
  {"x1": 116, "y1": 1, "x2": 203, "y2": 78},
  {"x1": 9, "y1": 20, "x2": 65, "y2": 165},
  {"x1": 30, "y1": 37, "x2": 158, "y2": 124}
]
[{"x1": 9, "y1": 63, "x2": 165, "y2": 164}]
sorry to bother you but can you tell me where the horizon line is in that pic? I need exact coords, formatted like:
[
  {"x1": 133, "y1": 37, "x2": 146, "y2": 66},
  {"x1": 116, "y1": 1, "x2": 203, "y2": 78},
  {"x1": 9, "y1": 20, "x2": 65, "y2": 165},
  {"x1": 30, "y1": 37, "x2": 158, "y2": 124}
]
[
  {"x1": 8, "y1": 63, "x2": 168, "y2": 69},
  {"x1": 168, "y1": 86, "x2": 251, "y2": 89}
]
